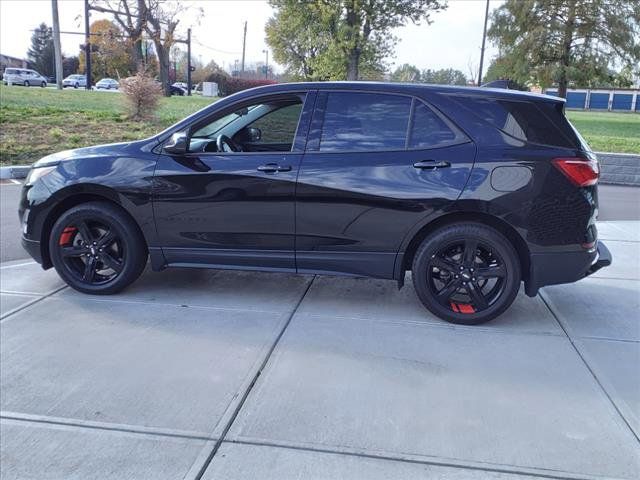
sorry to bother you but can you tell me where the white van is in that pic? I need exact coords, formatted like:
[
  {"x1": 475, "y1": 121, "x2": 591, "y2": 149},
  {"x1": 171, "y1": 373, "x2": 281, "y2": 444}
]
[{"x1": 2, "y1": 68, "x2": 48, "y2": 87}]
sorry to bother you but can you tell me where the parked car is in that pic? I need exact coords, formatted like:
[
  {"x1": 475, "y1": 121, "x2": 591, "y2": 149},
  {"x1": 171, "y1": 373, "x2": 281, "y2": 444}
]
[
  {"x1": 18, "y1": 82, "x2": 611, "y2": 325},
  {"x1": 2, "y1": 68, "x2": 47, "y2": 87},
  {"x1": 62, "y1": 74, "x2": 87, "y2": 89},
  {"x1": 169, "y1": 83, "x2": 186, "y2": 96},
  {"x1": 96, "y1": 78, "x2": 119, "y2": 90}
]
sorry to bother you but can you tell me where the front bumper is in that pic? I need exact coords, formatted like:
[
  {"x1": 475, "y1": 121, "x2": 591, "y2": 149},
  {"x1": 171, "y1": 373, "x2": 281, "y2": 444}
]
[
  {"x1": 525, "y1": 242, "x2": 612, "y2": 296},
  {"x1": 21, "y1": 236, "x2": 45, "y2": 266}
]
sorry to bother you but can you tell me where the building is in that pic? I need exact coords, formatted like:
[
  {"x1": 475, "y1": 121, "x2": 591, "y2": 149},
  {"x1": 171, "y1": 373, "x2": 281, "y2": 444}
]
[{"x1": 0, "y1": 53, "x2": 30, "y2": 73}]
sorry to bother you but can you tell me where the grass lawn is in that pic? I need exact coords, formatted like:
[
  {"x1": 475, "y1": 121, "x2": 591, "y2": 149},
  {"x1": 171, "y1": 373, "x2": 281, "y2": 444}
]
[
  {"x1": 1, "y1": 85, "x2": 638, "y2": 165},
  {"x1": 566, "y1": 110, "x2": 640, "y2": 154},
  {"x1": 0, "y1": 85, "x2": 215, "y2": 165}
]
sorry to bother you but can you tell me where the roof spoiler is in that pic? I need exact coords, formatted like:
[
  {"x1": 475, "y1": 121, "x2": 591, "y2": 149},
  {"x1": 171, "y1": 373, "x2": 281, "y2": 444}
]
[{"x1": 480, "y1": 79, "x2": 528, "y2": 91}]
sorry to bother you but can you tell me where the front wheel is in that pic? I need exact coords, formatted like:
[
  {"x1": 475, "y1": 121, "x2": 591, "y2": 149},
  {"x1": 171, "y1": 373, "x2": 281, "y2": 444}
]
[
  {"x1": 412, "y1": 223, "x2": 521, "y2": 325},
  {"x1": 41, "y1": 81, "x2": 46, "y2": 87},
  {"x1": 24, "y1": 80, "x2": 30, "y2": 87},
  {"x1": 49, "y1": 202, "x2": 148, "y2": 294}
]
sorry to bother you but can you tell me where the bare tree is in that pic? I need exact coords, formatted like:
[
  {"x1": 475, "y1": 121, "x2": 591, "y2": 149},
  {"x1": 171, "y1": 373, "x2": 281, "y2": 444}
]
[
  {"x1": 90, "y1": 0, "x2": 146, "y2": 68},
  {"x1": 91, "y1": 0, "x2": 201, "y2": 96}
]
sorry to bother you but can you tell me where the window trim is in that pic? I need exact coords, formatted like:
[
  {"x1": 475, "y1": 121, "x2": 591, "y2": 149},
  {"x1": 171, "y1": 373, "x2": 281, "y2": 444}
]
[{"x1": 307, "y1": 89, "x2": 470, "y2": 154}]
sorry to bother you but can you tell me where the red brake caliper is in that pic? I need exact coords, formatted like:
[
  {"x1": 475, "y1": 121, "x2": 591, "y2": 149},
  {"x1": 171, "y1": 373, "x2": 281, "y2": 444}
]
[
  {"x1": 58, "y1": 226, "x2": 77, "y2": 246},
  {"x1": 451, "y1": 302, "x2": 475, "y2": 314}
]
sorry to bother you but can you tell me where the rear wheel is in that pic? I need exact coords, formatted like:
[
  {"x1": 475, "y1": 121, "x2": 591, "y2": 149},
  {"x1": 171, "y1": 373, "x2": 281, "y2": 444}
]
[
  {"x1": 49, "y1": 202, "x2": 147, "y2": 294},
  {"x1": 24, "y1": 80, "x2": 30, "y2": 87},
  {"x1": 412, "y1": 223, "x2": 521, "y2": 325}
]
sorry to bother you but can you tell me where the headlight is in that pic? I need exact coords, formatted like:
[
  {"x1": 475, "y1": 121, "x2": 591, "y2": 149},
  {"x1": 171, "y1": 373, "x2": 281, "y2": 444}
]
[{"x1": 25, "y1": 166, "x2": 57, "y2": 185}]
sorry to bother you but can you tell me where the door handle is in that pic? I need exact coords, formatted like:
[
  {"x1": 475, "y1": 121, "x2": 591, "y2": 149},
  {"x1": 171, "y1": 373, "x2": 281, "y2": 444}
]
[
  {"x1": 413, "y1": 160, "x2": 451, "y2": 170},
  {"x1": 257, "y1": 163, "x2": 291, "y2": 173}
]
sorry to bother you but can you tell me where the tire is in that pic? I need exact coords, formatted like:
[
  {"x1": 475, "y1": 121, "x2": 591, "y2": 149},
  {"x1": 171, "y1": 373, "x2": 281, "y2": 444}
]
[
  {"x1": 24, "y1": 80, "x2": 29, "y2": 87},
  {"x1": 41, "y1": 81, "x2": 46, "y2": 87},
  {"x1": 49, "y1": 201, "x2": 147, "y2": 295},
  {"x1": 74, "y1": 83, "x2": 79, "y2": 89},
  {"x1": 412, "y1": 222, "x2": 521, "y2": 325}
]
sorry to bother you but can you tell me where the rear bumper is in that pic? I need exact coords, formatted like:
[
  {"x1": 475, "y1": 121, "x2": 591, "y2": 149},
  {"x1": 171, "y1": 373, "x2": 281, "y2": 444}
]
[{"x1": 525, "y1": 242, "x2": 612, "y2": 296}]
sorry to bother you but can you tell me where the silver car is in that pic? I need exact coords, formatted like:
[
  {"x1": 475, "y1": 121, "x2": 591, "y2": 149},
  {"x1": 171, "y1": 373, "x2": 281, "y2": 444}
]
[
  {"x1": 2, "y1": 68, "x2": 47, "y2": 87},
  {"x1": 95, "y1": 78, "x2": 119, "y2": 90},
  {"x1": 62, "y1": 74, "x2": 87, "y2": 89}
]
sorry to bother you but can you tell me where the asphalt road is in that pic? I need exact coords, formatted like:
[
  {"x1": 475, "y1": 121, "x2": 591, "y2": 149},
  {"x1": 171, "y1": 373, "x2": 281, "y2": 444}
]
[{"x1": 1, "y1": 181, "x2": 638, "y2": 263}]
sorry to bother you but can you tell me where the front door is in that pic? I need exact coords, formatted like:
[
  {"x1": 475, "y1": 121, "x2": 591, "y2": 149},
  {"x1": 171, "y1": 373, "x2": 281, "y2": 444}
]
[{"x1": 152, "y1": 91, "x2": 314, "y2": 271}]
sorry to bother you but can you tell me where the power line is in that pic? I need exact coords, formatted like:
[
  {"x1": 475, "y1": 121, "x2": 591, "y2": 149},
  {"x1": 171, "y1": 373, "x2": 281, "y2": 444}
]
[{"x1": 192, "y1": 39, "x2": 241, "y2": 56}]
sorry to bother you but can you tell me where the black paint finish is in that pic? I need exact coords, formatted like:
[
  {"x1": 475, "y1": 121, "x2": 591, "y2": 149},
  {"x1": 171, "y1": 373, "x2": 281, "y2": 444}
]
[{"x1": 19, "y1": 81, "x2": 607, "y2": 296}]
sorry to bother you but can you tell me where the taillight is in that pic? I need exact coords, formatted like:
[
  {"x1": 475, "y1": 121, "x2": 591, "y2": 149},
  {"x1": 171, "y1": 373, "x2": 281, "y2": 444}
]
[{"x1": 552, "y1": 157, "x2": 599, "y2": 187}]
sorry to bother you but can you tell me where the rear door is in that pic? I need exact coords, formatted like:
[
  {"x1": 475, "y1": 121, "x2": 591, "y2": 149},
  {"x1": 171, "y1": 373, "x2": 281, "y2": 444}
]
[{"x1": 295, "y1": 90, "x2": 475, "y2": 279}]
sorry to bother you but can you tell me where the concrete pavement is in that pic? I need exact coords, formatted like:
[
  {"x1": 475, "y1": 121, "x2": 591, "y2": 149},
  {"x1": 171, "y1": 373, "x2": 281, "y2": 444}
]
[{"x1": 1, "y1": 221, "x2": 638, "y2": 480}]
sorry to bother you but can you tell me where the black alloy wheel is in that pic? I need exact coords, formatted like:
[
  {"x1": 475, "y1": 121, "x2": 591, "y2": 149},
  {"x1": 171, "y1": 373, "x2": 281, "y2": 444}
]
[
  {"x1": 49, "y1": 202, "x2": 147, "y2": 294},
  {"x1": 412, "y1": 223, "x2": 521, "y2": 325},
  {"x1": 57, "y1": 220, "x2": 124, "y2": 285}
]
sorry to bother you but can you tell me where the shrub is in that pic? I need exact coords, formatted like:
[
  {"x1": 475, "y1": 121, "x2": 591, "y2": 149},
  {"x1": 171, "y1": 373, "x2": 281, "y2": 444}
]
[
  {"x1": 119, "y1": 71, "x2": 162, "y2": 120},
  {"x1": 204, "y1": 71, "x2": 277, "y2": 96}
]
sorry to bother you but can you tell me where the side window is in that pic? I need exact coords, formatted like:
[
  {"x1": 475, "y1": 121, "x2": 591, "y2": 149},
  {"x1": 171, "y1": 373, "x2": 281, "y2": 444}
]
[
  {"x1": 408, "y1": 101, "x2": 461, "y2": 149},
  {"x1": 319, "y1": 92, "x2": 411, "y2": 152},
  {"x1": 246, "y1": 103, "x2": 303, "y2": 144},
  {"x1": 189, "y1": 96, "x2": 304, "y2": 153}
]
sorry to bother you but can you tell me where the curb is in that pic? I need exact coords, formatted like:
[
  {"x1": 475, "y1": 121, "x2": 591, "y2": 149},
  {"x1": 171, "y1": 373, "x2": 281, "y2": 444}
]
[{"x1": 0, "y1": 165, "x2": 30, "y2": 180}]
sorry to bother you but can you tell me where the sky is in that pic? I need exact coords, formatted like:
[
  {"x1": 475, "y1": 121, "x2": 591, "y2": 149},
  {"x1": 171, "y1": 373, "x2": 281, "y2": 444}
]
[{"x1": 0, "y1": 0, "x2": 501, "y2": 78}]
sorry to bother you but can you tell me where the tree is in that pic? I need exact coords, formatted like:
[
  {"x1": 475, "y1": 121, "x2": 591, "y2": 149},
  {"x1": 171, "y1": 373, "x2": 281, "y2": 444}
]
[
  {"x1": 421, "y1": 68, "x2": 467, "y2": 85},
  {"x1": 62, "y1": 55, "x2": 80, "y2": 77},
  {"x1": 266, "y1": 0, "x2": 446, "y2": 81},
  {"x1": 91, "y1": 0, "x2": 202, "y2": 96},
  {"x1": 90, "y1": 0, "x2": 146, "y2": 68},
  {"x1": 79, "y1": 20, "x2": 134, "y2": 79},
  {"x1": 28, "y1": 23, "x2": 55, "y2": 77},
  {"x1": 488, "y1": 0, "x2": 640, "y2": 97},
  {"x1": 391, "y1": 63, "x2": 421, "y2": 82}
]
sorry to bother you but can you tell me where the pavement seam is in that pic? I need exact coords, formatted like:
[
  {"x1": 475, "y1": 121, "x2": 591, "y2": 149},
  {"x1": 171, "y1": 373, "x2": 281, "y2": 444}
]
[
  {"x1": 0, "y1": 285, "x2": 68, "y2": 322},
  {"x1": 294, "y1": 311, "x2": 565, "y2": 338},
  {"x1": 0, "y1": 412, "x2": 213, "y2": 442},
  {"x1": 43, "y1": 293, "x2": 292, "y2": 315},
  {"x1": 539, "y1": 292, "x2": 640, "y2": 444},
  {"x1": 190, "y1": 275, "x2": 317, "y2": 480},
  {"x1": 224, "y1": 438, "x2": 617, "y2": 480}
]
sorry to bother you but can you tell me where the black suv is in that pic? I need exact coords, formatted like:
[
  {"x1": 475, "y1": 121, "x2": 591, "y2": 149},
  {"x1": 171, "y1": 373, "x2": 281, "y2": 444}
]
[{"x1": 19, "y1": 82, "x2": 611, "y2": 324}]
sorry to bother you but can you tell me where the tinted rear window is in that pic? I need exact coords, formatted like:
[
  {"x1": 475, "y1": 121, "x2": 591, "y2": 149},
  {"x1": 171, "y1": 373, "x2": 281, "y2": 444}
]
[
  {"x1": 409, "y1": 101, "x2": 462, "y2": 149},
  {"x1": 319, "y1": 92, "x2": 411, "y2": 152},
  {"x1": 450, "y1": 96, "x2": 578, "y2": 148}
]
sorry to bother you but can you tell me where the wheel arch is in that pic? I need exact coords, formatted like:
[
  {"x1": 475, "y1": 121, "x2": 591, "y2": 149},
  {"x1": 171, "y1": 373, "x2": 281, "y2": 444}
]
[
  {"x1": 396, "y1": 211, "x2": 531, "y2": 289},
  {"x1": 39, "y1": 187, "x2": 148, "y2": 269}
]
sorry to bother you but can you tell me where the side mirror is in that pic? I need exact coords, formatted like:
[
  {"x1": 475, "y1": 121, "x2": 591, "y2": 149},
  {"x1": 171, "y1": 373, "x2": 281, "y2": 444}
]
[
  {"x1": 164, "y1": 132, "x2": 189, "y2": 155},
  {"x1": 248, "y1": 127, "x2": 261, "y2": 142}
]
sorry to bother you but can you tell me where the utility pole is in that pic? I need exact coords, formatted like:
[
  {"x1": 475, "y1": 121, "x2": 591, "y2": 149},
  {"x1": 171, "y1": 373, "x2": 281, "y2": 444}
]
[
  {"x1": 84, "y1": 0, "x2": 92, "y2": 90},
  {"x1": 240, "y1": 20, "x2": 247, "y2": 75},
  {"x1": 477, "y1": 0, "x2": 490, "y2": 86},
  {"x1": 262, "y1": 49, "x2": 269, "y2": 80},
  {"x1": 51, "y1": 0, "x2": 63, "y2": 89},
  {"x1": 187, "y1": 28, "x2": 192, "y2": 96}
]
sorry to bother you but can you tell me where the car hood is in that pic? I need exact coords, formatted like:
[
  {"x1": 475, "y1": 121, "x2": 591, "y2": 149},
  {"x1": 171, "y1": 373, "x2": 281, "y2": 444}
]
[{"x1": 33, "y1": 141, "x2": 143, "y2": 167}]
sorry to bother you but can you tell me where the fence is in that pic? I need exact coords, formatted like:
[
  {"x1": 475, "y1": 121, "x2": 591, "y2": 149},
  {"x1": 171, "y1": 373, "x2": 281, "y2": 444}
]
[{"x1": 544, "y1": 88, "x2": 639, "y2": 112}]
